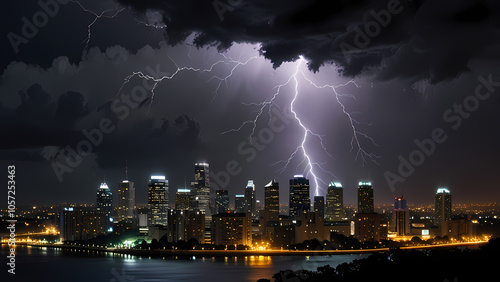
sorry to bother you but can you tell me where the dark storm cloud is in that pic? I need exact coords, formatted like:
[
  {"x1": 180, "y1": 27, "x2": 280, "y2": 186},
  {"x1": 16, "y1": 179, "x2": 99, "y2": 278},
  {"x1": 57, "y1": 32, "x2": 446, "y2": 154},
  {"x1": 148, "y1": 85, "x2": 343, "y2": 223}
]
[
  {"x1": 115, "y1": 0, "x2": 500, "y2": 83},
  {"x1": 0, "y1": 84, "x2": 85, "y2": 151},
  {"x1": 0, "y1": 81, "x2": 204, "y2": 169}
]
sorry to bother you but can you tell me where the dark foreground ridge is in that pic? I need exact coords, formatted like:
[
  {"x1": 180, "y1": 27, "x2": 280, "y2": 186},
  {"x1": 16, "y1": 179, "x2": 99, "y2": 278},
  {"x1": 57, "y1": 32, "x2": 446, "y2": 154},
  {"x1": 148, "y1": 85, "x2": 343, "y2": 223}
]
[{"x1": 259, "y1": 238, "x2": 500, "y2": 282}]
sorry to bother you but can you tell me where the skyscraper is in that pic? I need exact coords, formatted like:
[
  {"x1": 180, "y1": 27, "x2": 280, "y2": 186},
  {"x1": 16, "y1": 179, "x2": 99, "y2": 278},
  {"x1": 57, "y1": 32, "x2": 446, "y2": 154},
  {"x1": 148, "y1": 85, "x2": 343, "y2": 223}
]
[
  {"x1": 289, "y1": 175, "x2": 310, "y2": 217},
  {"x1": 393, "y1": 197, "x2": 410, "y2": 236},
  {"x1": 117, "y1": 180, "x2": 135, "y2": 222},
  {"x1": 175, "y1": 188, "x2": 191, "y2": 210},
  {"x1": 435, "y1": 188, "x2": 452, "y2": 227},
  {"x1": 191, "y1": 162, "x2": 210, "y2": 213},
  {"x1": 314, "y1": 196, "x2": 325, "y2": 219},
  {"x1": 148, "y1": 175, "x2": 169, "y2": 226},
  {"x1": 325, "y1": 182, "x2": 343, "y2": 221},
  {"x1": 264, "y1": 179, "x2": 279, "y2": 218},
  {"x1": 358, "y1": 181, "x2": 374, "y2": 214},
  {"x1": 215, "y1": 190, "x2": 229, "y2": 214},
  {"x1": 96, "y1": 182, "x2": 113, "y2": 232},
  {"x1": 234, "y1": 195, "x2": 245, "y2": 213},
  {"x1": 245, "y1": 180, "x2": 256, "y2": 217}
]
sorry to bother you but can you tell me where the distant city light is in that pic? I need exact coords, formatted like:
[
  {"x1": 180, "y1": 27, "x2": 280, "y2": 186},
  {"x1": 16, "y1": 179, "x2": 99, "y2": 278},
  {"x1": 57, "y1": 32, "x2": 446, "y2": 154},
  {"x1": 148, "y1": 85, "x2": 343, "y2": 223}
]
[{"x1": 358, "y1": 181, "x2": 372, "y2": 186}]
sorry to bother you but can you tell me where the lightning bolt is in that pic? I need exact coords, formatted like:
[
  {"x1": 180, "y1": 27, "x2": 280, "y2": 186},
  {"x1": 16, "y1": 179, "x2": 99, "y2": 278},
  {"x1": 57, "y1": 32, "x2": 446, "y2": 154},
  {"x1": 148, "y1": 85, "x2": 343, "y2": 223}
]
[
  {"x1": 71, "y1": 0, "x2": 124, "y2": 54},
  {"x1": 223, "y1": 56, "x2": 378, "y2": 197},
  {"x1": 113, "y1": 52, "x2": 257, "y2": 114},
  {"x1": 69, "y1": 3, "x2": 377, "y2": 197}
]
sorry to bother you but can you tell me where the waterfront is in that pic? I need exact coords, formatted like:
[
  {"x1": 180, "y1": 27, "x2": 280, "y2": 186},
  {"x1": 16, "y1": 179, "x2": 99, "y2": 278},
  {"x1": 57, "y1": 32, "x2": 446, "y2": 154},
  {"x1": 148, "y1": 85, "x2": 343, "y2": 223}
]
[{"x1": 1, "y1": 244, "x2": 370, "y2": 282}]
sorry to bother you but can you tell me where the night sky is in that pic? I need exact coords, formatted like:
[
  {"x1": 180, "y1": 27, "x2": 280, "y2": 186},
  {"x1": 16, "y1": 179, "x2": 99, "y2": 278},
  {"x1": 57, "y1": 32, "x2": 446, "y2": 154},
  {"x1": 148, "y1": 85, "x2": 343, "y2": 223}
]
[{"x1": 1, "y1": 0, "x2": 499, "y2": 207}]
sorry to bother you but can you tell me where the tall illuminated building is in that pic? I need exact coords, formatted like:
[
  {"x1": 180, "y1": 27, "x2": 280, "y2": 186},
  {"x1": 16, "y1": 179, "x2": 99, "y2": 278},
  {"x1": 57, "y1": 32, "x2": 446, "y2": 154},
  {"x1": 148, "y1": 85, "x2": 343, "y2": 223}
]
[
  {"x1": 264, "y1": 179, "x2": 279, "y2": 219},
  {"x1": 357, "y1": 181, "x2": 374, "y2": 214},
  {"x1": 244, "y1": 180, "x2": 256, "y2": 218},
  {"x1": 117, "y1": 180, "x2": 135, "y2": 222},
  {"x1": 289, "y1": 175, "x2": 310, "y2": 217},
  {"x1": 175, "y1": 188, "x2": 191, "y2": 210},
  {"x1": 393, "y1": 197, "x2": 410, "y2": 236},
  {"x1": 314, "y1": 196, "x2": 325, "y2": 219},
  {"x1": 96, "y1": 182, "x2": 113, "y2": 232},
  {"x1": 234, "y1": 195, "x2": 245, "y2": 213},
  {"x1": 191, "y1": 163, "x2": 211, "y2": 213},
  {"x1": 325, "y1": 182, "x2": 343, "y2": 221},
  {"x1": 434, "y1": 188, "x2": 452, "y2": 227},
  {"x1": 215, "y1": 190, "x2": 229, "y2": 214},
  {"x1": 148, "y1": 175, "x2": 169, "y2": 226}
]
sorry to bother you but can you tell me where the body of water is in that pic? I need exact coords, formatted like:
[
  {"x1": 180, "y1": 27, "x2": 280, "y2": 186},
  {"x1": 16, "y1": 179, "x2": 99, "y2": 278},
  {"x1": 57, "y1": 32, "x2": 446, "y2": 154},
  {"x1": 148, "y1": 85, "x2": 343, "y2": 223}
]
[{"x1": 1, "y1": 245, "x2": 369, "y2": 282}]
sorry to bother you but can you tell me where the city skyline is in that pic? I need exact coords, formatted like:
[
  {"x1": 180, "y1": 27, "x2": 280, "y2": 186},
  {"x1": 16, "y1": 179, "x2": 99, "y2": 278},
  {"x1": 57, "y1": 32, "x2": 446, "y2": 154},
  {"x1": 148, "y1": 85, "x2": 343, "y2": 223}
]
[
  {"x1": 27, "y1": 168, "x2": 470, "y2": 208},
  {"x1": 2, "y1": 1, "x2": 500, "y2": 281},
  {"x1": 76, "y1": 164, "x2": 466, "y2": 215}
]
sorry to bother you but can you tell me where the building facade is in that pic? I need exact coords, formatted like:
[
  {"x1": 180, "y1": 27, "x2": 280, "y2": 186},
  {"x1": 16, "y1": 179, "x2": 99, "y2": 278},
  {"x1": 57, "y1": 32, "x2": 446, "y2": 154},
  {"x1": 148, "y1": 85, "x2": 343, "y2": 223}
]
[
  {"x1": 357, "y1": 181, "x2": 374, "y2": 214},
  {"x1": 393, "y1": 197, "x2": 410, "y2": 236},
  {"x1": 435, "y1": 188, "x2": 452, "y2": 227},
  {"x1": 325, "y1": 182, "x2": 343, "y2": 221},
  {"x1": 117, "y1": 180, "x2": 135, "y2": 222},
  {"x1": 191, "y1": 163, "x2": 211, "y2": 213},
  {"x1": 244, "y1": 180, "x2": 256, "y2": 218},
  {"x1": 215, "y1": 190, "x2": 229, "y2": 214},
  {"x1": 313, "y1": 196, "x2": 325, "y2": 220},
  {"x1": 175, "y1": 188, "x2": 191, "y2": 210},
  {"x1": 235, "y1": 195, "x2": 245, "y2": 213},
  {"x1": 60, "y1": 207, "x2": 107, "y2": 241},
  {"x1": 264, "y1": 179, "x2": 280, "y2": 220},
  {"x1": 289, "y1": 175, "x2": 310, "y2": 217},
  {"x1": 148, "y1": 175, "x2": 169, "y2": 226},
  {"x1": 96, "y1": 182, "x2": 113, "y2": 232},
  {"x1": 211, "y1": 213, "x2": 252, "y2": 246}
]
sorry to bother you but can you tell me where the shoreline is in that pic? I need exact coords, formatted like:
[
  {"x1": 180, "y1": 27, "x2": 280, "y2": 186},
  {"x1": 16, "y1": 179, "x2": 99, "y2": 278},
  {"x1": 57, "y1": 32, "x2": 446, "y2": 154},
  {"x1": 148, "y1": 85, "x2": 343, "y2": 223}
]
[{"x1": 2, "y1": 241, "x2": 488, "y2": 258}]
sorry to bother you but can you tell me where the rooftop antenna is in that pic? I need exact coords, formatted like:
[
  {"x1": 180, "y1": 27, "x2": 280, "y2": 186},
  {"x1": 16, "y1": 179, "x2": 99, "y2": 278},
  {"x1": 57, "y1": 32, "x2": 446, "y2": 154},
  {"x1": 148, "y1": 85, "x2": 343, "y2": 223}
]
[{"x1": 125, "y1": 159, "x2": 129, "y2": 180}]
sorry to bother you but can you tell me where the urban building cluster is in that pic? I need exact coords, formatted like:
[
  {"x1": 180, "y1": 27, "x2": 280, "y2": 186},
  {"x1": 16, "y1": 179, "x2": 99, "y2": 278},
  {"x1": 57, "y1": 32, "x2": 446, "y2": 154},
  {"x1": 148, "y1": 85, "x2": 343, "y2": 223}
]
[{"x1": 59, "y1": 162, "x2": 476, "y2": 247}]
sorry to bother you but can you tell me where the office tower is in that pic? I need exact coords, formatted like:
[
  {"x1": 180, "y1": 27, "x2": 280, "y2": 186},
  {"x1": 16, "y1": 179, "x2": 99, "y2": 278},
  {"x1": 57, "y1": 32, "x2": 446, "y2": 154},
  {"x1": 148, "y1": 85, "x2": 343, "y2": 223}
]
[
  {"x1": 148, "y1": 175, "x2": 169, "y2": 226},
  {"x1": 117, "y1": 180, "x2": 135, "y2": 222},
  {"x1": 435, "y1": 188, "x2": 452, "y2": 227},
  {"x1": 244, "y1": 180, "x2": 256, "y2": 217},
  {"x1": 234, "y1": 195, "x2": 245, "y2": 213},
  {"x1": 289, "y1": 175, "x2": 310, "y2": 217},
  {"x1": 211, "y1": 213, "x2": 252, "y2": 246},
  {"x1": 191, "y1": 162, "x2": 210, "y2": 213},
  {"x1": 358, "y1": 181, "x2": 374, "y2": 213},
  {"x1": 325, "y1": 182, "x2": 344, "y2": 221},
  {"x1": 314, "y1": 196, "x2": 325, "y2": 219},
  {"x1": 215, "y1": 190, "x2": 229, "y2": 214},
  {"x1": 393, "y1": 197, "x2": 410, "y2": 236},
  {"x1": 264, "y1": 179, "x2": 279, "y2": 219},
  {"x1": 96, "y1": 182, "x2": 113, "y2": 232},
  {"x1": 175, "y1": 188, "x2": 191, "y2": 210}
]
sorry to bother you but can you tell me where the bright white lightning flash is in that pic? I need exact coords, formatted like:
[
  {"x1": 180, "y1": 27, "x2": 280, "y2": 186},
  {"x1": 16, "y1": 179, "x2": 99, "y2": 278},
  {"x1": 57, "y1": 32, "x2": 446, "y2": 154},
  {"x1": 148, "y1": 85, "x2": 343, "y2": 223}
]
[{"x1": 223, "y1": 56, "x2": 379, "y2": 196}]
